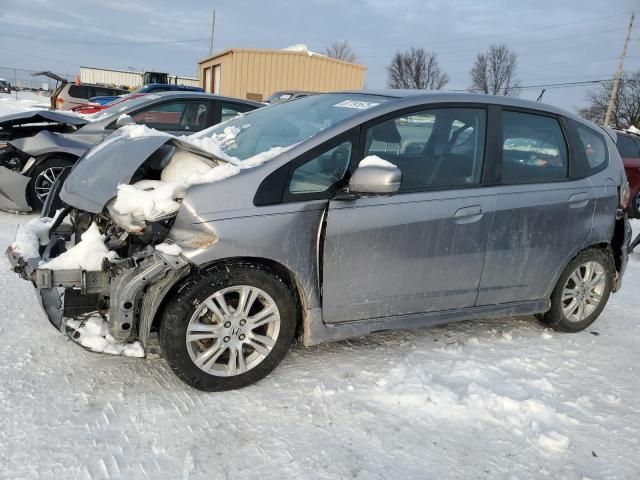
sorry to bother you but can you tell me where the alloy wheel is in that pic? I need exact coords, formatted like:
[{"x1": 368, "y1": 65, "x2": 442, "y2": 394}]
[
  {"x1": 186, "y1": 285, "x2": 281, "y2": 377},
  {"x1": 561, "y1": 261, "x2": 606, "y2": 322},
  {"x1": 34, "y1": 166, "x2": 65, "y2": 202}
]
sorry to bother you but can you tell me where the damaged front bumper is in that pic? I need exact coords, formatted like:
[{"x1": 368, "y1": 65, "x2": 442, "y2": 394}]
[{"x1": 6, "y1": 233, "x2": 190, "y2": 354}]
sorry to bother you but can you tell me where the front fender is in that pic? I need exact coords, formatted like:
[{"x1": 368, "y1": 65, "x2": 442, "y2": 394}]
[{"x1": 10, "y1": 130, "x2": 94, "y2": 159}]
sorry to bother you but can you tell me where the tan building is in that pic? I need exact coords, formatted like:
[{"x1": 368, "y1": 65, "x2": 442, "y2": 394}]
[{"x1": 198, "y1": 47, "x2": 366, "y2": 101}]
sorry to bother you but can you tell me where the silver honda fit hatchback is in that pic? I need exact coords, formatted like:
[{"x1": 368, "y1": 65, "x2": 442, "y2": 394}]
[{"x1": 7, "y1": 91, "x2": 631, "y2": 391}]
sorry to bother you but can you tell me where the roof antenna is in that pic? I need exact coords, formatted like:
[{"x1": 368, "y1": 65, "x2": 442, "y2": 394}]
[{"x1": 536, "y1": 89, "x2": 546, "y2": 102}]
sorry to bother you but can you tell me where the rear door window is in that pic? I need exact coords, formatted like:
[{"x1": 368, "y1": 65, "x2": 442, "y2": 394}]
[{"x1": 501, "y1": 111, "x2": 568, "y2": 184}]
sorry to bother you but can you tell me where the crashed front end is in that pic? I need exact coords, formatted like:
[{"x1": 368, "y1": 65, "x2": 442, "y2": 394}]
[{"x1": 5, "y1": 128, "x2": 229, "y2": 355}]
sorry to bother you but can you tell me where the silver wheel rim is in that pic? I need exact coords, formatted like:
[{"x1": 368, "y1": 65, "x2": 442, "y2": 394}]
[
  {"x1": 561, "y1": 261, "x2": 606, "y2": 322},
  {"x1": 34, "y1": 166, "x2": 64, "y2": 202},
  {"x1": 186, "y1": 285, "x2": 281, "y2": 377}
]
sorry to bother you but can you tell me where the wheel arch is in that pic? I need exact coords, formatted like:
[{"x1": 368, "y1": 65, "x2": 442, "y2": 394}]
[
  {"x1": 27, "y1": 152, "x2": 78, "y2": 175},
  {"x1": 149, "y1": 256, "x2": 308, "y2": 340}
]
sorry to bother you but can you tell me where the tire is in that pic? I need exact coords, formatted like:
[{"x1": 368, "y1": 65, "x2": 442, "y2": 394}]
[
  {"x1": 541, "y1": 249, "x2": 614, "y2": 333},
  {"x1": 41, "y1": 166, "x2": 71, "y2": 218},
  {"x1": 27, "y1": 158, "x2": 74, "y2": 210},
  {"x1": 159, "y1": 263, "x2": 298, "y2": 391}
]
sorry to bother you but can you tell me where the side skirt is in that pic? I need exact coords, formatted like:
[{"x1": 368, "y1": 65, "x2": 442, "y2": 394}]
[{"x1": 302, "y1": 299, "x2": 551, "y2": 346}]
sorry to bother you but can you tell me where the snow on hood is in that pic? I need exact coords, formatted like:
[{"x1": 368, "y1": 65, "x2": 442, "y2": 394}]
[
  {"x1": 626, "y1": 125, "x2": 640, "y2": 135},
  {"x1": 40, "y1": 223, "x2": 118, "y2": 271}
]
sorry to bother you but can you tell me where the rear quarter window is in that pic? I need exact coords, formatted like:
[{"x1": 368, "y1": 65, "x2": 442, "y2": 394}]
[
  {"x1": 573, "y1": 123, "x2": 608, "y2": 176},
  {"x1": 67, "y1": 85, "x2": 91, "y2": 99}
]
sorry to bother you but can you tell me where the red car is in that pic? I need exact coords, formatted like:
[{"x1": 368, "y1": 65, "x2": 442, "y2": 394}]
[
  {"x1": 615, "y1": 130, "x2": 640, "y2": 218},
  {"x1": 71, "y1": 93, "x2": 146, "y2": 114}
]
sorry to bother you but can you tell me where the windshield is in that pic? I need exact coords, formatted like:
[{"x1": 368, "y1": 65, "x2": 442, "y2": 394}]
[{"x1": 193, "y1": 93, "x2": 390, "y2": 161}]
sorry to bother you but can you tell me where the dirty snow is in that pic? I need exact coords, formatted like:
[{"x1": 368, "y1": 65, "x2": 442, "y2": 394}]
[
  {"x1": 41, "y1": 223, "x2": 117, "y2": 271},
  {"x1": 1, "y1": 209, "x2": 639, "y2": 479},
  {"x1": 65, "y1": 315, "x2": 144, "y2": 358}
]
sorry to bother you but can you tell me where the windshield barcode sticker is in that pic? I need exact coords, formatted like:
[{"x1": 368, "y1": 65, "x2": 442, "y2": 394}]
[{"x1": 333, "y1": 100, "x2": 380, "y2": 110}]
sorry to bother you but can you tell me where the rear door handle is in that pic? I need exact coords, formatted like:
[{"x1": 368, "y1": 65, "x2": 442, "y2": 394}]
[
  {"x1": 454, "y1": 205, "x2": 484, "y2": 224},
  {"x1": 569, "y1": 192, "x2": 589, "y2": 209}
]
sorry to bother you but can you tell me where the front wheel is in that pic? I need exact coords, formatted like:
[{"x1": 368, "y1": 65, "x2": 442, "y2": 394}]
[
  {"x1": 159, "y1": 264, "x2": 298, "y2": 391},
  {"x1": 629, "y1": 192, "x2": 640, "y2": 219},
  {"x1": 27, "y1": 158, "x2": 74, "y2": 210},
  {"x1": 541, "y1": 249, "x2": 613, "y2": 332}
]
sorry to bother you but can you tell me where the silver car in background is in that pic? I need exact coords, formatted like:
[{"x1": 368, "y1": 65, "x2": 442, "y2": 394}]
[{"x1": 7, "y1": 91, "x2": 631, "y2": 391}]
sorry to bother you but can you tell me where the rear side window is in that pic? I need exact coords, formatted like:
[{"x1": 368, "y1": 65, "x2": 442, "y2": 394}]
[
  {"x1": 68, "y1": 85, "x2": 91, "y2": 99},
  {"x1": 575, "y1": 125, "x2": 608, "y2": 173},
  {"x1": 220, "y1": 103, "x2": 254, "y2": 122},
  {"x1": 501, "y1": 111, "x2": 568, "y2": 184},
  {"x1": 616, "y1": 134, "x2": 640, "y2": 158}
]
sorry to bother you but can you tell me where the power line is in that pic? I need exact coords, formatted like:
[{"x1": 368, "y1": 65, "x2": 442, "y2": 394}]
[
  {"x1": 446, "y1": 78, "x2": 617, "y2": 92},
  {"x1": 0, "y1": 31, "x2": 208, "y2": 46}
]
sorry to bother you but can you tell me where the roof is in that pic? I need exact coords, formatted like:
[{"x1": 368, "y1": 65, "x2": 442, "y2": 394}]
[
  {"x1": 338, "y1": 89, "x2": 589, "y2": 125},
  {"x1": 199, "y1": 48, "x2": 366, "y2": 69},
  {"x1": 144, "y1": 90, "x2": 263, "y2": 107}
]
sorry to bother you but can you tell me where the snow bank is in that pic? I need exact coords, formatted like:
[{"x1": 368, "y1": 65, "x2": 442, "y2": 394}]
[
  {"x1": 359, "y1": 155, "x2": 398, "y2": 169},
  {"x1": 0, "y1": 91, "x2": 50, "y2": 116},
  {"x1": 66, "y1": 315, "x2": 144, "y2": 357},
  {"x1": 41, "y1": 223, "x2": 117, "y2": 271}
]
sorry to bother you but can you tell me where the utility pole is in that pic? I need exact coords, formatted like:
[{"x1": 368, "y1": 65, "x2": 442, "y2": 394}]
[
  {"x1": 208, "y1": 10, "x2": 216, "y2": 57},
  {"x1": 604, "y1": 12, "x2": 635, "y2": 127}
]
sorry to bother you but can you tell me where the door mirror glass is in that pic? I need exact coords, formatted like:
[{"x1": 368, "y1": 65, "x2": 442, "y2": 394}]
[
  {"x1": 115, "y1": 114, "x2": 135, "y2": 128},
  {"x1": 348, "y1": 158, "x2": 402, "y2": 196}
]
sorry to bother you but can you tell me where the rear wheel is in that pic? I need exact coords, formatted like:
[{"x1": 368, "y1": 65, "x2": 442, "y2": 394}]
[
  {"x1": 159, "y1": 264, "x2": 298, "y2": 391},
  {"x1": 541, "y1": 249, "x2": 613, "y2": 332},
  {"x1": 27, "y1": 158, "x2": 74, "y2": 210}
]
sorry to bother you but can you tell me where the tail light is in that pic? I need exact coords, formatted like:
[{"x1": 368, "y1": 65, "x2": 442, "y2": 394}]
[
  {"x1": 55, "y1": 97, "x2": 64, "y2": 107},
  {"x1": 620, "y1": 181, "x2": 630, "y2": 209}
]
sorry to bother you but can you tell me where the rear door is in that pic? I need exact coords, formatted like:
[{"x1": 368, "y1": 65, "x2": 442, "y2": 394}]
[
  {"x1": 477, "y1": 108, "x2": 594, "y2": 305},
  {"x1": 321, "y1": 105, "x2": 497, "y2": 323}
]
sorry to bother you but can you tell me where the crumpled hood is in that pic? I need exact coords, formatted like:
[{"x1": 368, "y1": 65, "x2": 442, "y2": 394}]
[
  {"x1": 60, "y1": 129, "x2": 227, "y2": 213},
  {"x1": 0, "y1": 110, "x2": 88, "y2": 129},
  {"x1": 9, "y1": 130, "x2": 95, "y2": 157}
]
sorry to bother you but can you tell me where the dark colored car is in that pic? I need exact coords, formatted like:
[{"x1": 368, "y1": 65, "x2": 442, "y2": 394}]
[
  {"x1": 0, "y1": 92, "x2": 261, "y2": 211},
  {"x1": 0, "y1": 79, "x2": 11, "y2": 94},
  {"x1": 614, "y1": 129, "x2": 640, "y2": 218}
]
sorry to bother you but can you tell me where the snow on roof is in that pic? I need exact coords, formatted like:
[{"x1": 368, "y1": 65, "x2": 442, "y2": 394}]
[{"x1": 281, "y1": 44, "x2": 324, "y2": 57}]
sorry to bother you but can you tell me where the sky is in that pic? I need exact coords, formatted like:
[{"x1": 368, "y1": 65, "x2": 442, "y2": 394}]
[{"x1": 0, "y1": 0, "x2": 638, "y2": 112}]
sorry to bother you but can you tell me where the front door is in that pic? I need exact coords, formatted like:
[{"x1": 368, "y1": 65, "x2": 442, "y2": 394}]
[{"x1": 321, "y1": 106, "x2": 497, "y2": 324}]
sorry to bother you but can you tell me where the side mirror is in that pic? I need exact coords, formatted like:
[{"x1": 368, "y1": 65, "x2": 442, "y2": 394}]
[
  {"x1": 348, "y1": 163, "x2": 402, "y2": 196},
  {"x1": 115, "y1": 114, "x2": 135, "y2": 128}
]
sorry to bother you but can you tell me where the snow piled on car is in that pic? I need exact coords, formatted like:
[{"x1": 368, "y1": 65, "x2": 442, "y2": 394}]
[
  {"x1": 41, "y1": 223, "x2": 117, "y2": 271},
  {"x1": 107, "y1": 123, "x2": 292, "y2": 231},
  {"x1": 66, "y1": 315, "x2": 144, "y2": 357}
]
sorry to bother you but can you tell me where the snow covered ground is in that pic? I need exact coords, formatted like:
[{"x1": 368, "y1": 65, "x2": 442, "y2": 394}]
[
  {"x1": 0, "y1": 211, "x2": 639, "y2": 480},
  {"x1": 0, "y1": 91, "x2": 50, "y2": 115}
]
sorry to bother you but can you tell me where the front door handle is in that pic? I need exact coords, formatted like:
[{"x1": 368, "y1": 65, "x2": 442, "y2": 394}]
[
  {"x1": 454, "y1": 205, "x2": 484, "y2": 224},
  {"x1": 569, "y1": 192, "x2": 589, "y2": 209}
]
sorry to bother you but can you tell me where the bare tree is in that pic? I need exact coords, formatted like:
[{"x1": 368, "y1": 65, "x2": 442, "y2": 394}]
[
  {"x1": 579, "y1": 71, "x2": 640, "y2": 128},
  {"x1": 470, "y1": 44, "x2": 520, "y2": 96},
  {"x1": 387, "y1": 48, "x2": 449, "y2": 90},
  {"x1": 325, "y1": 40, "x2": 358, "y2": 63}
]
